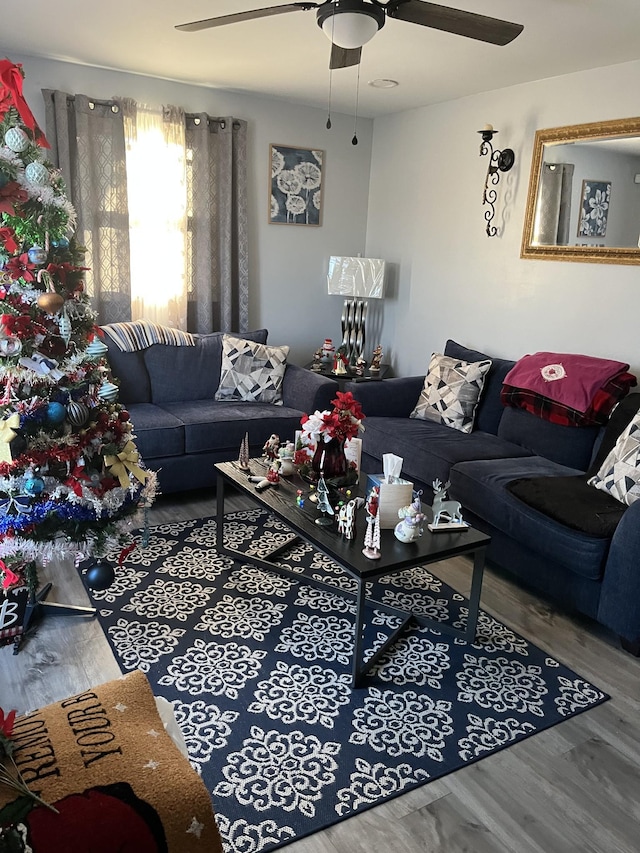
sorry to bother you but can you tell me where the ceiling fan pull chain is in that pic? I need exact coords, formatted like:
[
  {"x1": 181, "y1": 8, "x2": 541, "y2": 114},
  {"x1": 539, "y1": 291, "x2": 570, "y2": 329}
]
[
  {"x1": 326, "y1": 8, "x2": 337, "y2": 129},
  {"x1": 352, "y1": 61, "x2": 361, "y2": 145}
]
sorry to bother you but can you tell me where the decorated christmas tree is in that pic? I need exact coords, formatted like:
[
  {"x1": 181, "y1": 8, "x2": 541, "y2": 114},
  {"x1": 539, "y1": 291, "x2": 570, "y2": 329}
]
[{"x1": 0, "y1": 60, "x2": 156, "y2": 609}]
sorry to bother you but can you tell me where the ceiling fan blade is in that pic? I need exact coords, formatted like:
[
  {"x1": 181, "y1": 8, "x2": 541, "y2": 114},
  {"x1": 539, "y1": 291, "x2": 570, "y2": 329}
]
[
  {"x1": 176, "y1": 3, "x2": 320, "y2": 33},
  {"x1": 386, "y1": 0, "x2": 523, "y2": 46},
  {"x1": 330, "y1": 44, "x2": 362, "y2": 70}
]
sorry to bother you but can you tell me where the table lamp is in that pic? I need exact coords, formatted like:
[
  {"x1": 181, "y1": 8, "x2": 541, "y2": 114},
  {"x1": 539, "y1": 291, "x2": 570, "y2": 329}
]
[{"x1": 327, "y1": 256, "x2": 385, "y2": 363}]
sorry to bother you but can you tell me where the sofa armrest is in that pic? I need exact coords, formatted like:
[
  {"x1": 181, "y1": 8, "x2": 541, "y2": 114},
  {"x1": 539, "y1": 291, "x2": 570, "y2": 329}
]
[
  {"x1": 282, "y1": 363, "x2": 336, "y2": 413},
  {"x1": 598, "y1": 500, "x2": 640, "y2": 643},
  {"x1": 344, "y1": 375, "x2": 425, "y2": 418}
]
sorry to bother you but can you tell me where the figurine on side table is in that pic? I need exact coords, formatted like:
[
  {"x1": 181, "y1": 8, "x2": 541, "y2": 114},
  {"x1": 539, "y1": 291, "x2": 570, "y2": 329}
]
[
  {"x1": 354, "y1": 354, "x2": 367, "y2": 376},
  {"x1": 333, "y1": 345, "x2": 349, "y2": 376},
  {"x1": 370, "y1": 345, "x2": 383, "y2": 373},
  {"x1": 310, "y1": 348, "x2": 323, "y2": 372}
]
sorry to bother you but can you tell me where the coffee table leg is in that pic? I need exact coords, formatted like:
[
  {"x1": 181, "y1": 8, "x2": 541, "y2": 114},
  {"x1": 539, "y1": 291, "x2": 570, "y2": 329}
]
[
  {"x1": 216, "y1": 470, "x2": 225, "y2": 554},
  {"x1": 464, "y1": 546, "x2": 486, "y2": 643},
  {"x1": 352, "y1": 578, "x2": 367, "y2": 688}
]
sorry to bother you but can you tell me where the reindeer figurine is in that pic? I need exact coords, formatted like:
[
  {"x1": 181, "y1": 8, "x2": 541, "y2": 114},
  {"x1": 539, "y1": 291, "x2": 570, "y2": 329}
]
[{"x1": 430, "y1": 479, "x2": 465, "y2": 528}]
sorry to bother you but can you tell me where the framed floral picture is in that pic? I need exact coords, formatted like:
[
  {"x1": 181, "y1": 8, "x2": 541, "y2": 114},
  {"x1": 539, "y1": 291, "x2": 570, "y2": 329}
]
[
  {"x1": 269, "y1": 144, "x2": 323, "y2": 226},
  {"x1": 578, "y1": 179, "x2": 611, "y2": 237}
]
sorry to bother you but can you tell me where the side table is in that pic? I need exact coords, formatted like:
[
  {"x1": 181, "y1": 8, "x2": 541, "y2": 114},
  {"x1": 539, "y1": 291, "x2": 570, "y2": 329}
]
[{"x1": 304, "y1": 362, "x2": 390, "y2": 391}]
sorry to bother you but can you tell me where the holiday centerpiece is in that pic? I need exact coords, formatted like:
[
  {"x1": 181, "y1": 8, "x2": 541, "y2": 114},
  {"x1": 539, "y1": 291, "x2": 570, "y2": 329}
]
[
  {"x1": 0, "y1": 60, "x2": 156, "y2": 646},
  {"x1": 299, "y1": 390, "x2": 365, "y2": 484}
]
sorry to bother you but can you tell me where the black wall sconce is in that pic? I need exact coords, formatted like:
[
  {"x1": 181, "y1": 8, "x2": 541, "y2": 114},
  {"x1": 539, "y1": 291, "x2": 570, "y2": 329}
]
[{"x1": 477, "y1": 124, "x2": 515, "y2": 237}]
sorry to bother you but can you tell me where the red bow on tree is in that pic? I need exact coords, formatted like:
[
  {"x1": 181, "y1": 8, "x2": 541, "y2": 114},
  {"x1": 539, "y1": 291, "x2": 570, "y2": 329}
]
[{"x1": 0, "y1": 59, "x2": 50, "y2": 147}]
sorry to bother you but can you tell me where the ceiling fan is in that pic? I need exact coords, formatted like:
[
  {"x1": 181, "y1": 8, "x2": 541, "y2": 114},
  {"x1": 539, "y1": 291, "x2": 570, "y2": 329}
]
[{"x1": 176, "y1": 1, "x2": 524, "y2": 70}]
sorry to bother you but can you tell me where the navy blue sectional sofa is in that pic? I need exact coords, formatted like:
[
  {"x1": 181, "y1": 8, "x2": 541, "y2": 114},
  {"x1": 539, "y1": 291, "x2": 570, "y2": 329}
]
[
  {"x1": 104, "y1": 327, "x2": 336, "y2": 494},
  {"x1": 347, "y1": 339, "x2": 640, "y2": 652}
]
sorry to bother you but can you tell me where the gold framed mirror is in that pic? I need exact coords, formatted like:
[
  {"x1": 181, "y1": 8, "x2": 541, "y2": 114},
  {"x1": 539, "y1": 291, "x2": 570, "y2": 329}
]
[{"x1": 521, "y1": 116, "x2": 640, "y2": 265}]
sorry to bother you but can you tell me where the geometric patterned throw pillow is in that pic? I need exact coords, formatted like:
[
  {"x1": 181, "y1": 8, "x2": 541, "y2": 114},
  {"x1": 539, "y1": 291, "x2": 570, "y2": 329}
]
[
  {"x1": 215, "y1": 334, "x2": 289, "y2": 405},
  {"x1": 588, "y1": 409, "x2": 640, "y2": 505},
  {"x1": 410, "y1": 352, "x2": 492, "y2": 434}
]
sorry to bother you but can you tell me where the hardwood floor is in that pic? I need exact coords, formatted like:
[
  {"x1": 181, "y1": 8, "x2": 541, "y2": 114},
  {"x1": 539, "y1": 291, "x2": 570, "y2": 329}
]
[{"x1": 2, "y1": 489, "x2": 640, "y2": 852}]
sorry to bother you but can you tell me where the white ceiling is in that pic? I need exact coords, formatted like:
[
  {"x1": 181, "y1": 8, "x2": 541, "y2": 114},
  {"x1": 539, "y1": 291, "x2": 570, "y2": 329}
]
[{"x1": 5, "y1": 0, "x2": 640, "y2": 118}]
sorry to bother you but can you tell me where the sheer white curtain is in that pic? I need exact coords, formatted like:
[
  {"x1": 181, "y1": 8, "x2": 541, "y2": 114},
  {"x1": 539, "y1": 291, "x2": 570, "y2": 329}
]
[{"x1": 121, "y1": 101, "x2": 188, "y2": 329}]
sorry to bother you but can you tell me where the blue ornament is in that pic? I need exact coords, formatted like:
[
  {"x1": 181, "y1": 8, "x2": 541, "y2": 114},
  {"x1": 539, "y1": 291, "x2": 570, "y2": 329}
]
[
  {"x1": 24, "y1": 476, "x2": 45, "y2": 496},
  {"x1": 28, "y1": 245, "x2": 47, "y2": 265},
  {"x1": 57, "y1": 237, "x2": 70, "y2": 249},
  {"x1": 46, "y1": 401, "x2": 67, "y2": 424}
]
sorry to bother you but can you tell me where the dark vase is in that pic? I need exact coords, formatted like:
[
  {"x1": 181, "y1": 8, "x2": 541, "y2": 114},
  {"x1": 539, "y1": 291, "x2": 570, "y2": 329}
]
[{"x1": 311, "y1": 436, "x2": 347, "y2": 480}]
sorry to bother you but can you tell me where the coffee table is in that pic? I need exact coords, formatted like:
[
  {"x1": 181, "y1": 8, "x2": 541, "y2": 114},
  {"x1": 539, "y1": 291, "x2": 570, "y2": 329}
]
[{"x1": 216, "y1": 460, "x2": 490, "y2": 687}]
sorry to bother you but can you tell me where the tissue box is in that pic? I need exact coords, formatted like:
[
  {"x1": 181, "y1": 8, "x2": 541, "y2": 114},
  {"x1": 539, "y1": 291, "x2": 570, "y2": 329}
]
[{"x1": 366, "y1": 474, "x2": 414, "y2": 529}]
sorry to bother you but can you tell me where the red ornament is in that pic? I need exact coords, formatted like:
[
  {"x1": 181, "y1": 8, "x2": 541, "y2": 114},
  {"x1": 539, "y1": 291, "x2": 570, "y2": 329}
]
[{"x1": 118, "y1": 410, "x2": 130, "y2": 422}]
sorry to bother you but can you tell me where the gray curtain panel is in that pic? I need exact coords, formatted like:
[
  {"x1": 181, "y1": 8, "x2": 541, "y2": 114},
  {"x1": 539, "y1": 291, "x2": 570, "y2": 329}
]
[
  {"x1": 42, "y1": 89, "x2": 132, "y2": 324},
  {"x1": 533, "y1": 162, "x2": 574, "y2": 247},
  {"x1": 186, "y1": 114, "x2": 249, "y2": 334},
  {"x1": 43, "y1": 91, "x2": 248, "y2": 335}
]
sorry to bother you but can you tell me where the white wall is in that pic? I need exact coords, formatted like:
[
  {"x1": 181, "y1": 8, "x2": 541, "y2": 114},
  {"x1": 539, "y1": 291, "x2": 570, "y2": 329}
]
[
  {"x1": 366, "y1": 60, "x2": 640, "y2": 378},
  {"x1": 6, "y1": 52, "x2": 374, "y2": 365}
]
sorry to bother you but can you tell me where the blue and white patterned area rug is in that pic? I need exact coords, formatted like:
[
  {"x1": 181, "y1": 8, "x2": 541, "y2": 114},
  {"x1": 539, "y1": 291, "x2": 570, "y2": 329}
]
[{"x1": 90, "y1": 510, "x2": 608, "y2": 853}]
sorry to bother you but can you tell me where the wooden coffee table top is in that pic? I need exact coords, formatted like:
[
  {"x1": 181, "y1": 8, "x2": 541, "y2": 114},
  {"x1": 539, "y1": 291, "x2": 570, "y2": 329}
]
[{"x1": 216, "y1": 460, "x2": 490, "y2": 581}]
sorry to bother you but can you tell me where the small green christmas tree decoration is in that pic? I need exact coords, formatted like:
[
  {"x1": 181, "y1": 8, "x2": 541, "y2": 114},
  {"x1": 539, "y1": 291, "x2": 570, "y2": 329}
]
[{"x1": 0, "y1": 60, "x2": 156, "y2": 611}]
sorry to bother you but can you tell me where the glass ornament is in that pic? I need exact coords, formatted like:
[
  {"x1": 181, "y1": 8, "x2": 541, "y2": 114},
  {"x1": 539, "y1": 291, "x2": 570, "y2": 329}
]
[
  {"x1": 25, "y1": 161, "x2": 50, "y2": 185},
  {"x1": 4, "y1": 127, "x2": 29, "y2": 152},
  {"x1": 28, "y1": 245, "x2": 47, "y2": 265}
]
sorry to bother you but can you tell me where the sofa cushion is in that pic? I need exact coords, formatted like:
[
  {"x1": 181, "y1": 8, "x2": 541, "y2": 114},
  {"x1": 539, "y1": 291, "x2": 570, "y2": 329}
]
[
  {"x1": 450, "y1": 456, "x2": 610, "y2": 580},
  {"x1": 505, "y1": 392, "x2": 640, "y2": 536},
  {"x1": 362, "y1": 416, "x2": 532, "y2": 491},
  {"x1": 124, "y1": 403, "x2": 185, "y2": 459},
  {"x1": 215, "y1": 335, "x2": 289, "y2": 405},
  {"x1": 589, "y1": 409, "x2": 640, "y2": 506},
  {"x1": 507, "y1": 475, "x2": 625, "y2": 537},
  {"x1": 104, "y1": 339, "x2": 152, "y2": 404},
  {"x1": 497, "y1": 406, "x2": 599, "y2": 470},
  {"x1": 159, "y1": 400, "x2": 307, "y2": 454},
  {"x1": 410, "y1": 352, "x2": 492, "y2": 434},
  {"x1": 444, "y1": 339, "x2": 515, "y2": 435},
  {"x1": 144, "y1": 329, "x2": 268, "y2": 404}
]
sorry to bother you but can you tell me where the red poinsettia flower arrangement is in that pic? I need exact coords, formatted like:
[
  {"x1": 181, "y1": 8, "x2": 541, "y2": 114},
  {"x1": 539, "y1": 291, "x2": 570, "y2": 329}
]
[
  {"x1": 301, "y1": 390, "x2": 365, "y2": 444},
  {"x1": 0, "y1": 705, "x2": 57, "y2": 812}
]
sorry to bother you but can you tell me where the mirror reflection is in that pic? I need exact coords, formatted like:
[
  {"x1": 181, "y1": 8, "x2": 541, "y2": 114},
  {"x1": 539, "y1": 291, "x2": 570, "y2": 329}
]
[{"x1": 521, "y1": 117, "x2": 640, "y2": 265}]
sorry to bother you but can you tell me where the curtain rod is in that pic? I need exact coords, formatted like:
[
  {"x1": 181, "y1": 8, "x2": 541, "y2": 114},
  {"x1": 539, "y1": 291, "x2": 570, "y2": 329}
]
[{"x1": 63, "y1": 94, "x2": 238, "y2": 128}]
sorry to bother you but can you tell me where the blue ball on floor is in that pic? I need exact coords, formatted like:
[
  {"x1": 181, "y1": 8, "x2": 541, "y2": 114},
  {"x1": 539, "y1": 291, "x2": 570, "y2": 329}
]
[{"x1": 85, "y1": 561, "x2": 115, "y2": 591}]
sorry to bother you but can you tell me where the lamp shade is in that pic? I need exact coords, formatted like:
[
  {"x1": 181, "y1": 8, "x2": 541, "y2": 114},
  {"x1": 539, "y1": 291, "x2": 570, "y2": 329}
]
[
  {"x1": 327, "y1": 256, "x2": 385, "y2": 299},
  {"x1": 321, "y1": 11, "x2": 380, "y2": 49}
]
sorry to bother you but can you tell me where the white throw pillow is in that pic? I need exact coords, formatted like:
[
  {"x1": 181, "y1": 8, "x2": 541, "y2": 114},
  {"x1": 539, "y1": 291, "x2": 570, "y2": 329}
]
[
  {"x1": 588, "y1": 409, "x2": 640, "y2": 505},
  {"x1": 410, "y1": 352, "x2": 492, "y2": 434},
  {"x1": 215, "y1": 334, "x2": 289, "y2": 405}
]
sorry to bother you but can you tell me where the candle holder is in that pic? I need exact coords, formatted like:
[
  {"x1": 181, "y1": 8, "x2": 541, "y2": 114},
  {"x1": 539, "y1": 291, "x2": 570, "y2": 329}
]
[{"x1": 477, "y1": 125, "x2": 515, "y2": 237}]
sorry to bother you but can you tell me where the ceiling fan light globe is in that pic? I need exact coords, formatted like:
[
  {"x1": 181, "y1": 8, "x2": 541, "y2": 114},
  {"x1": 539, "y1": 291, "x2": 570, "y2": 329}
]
[{"x1": 321, "y1": 11, "x2": 380, "y2": 48}]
